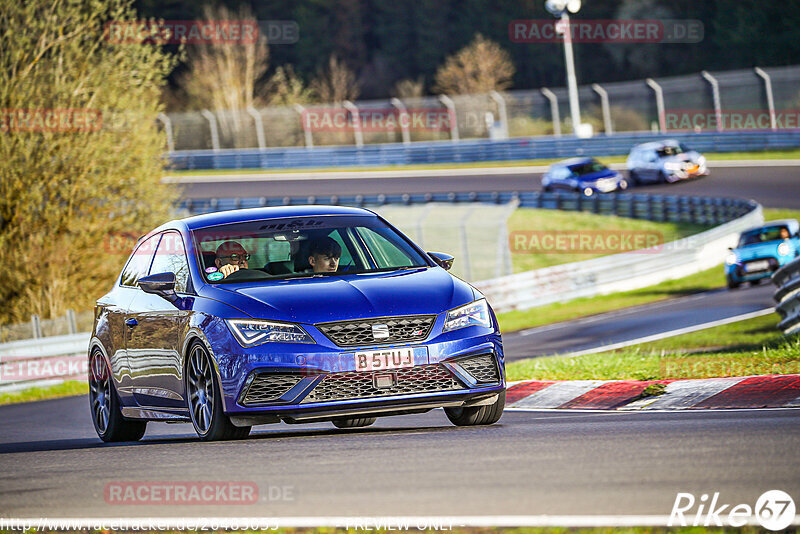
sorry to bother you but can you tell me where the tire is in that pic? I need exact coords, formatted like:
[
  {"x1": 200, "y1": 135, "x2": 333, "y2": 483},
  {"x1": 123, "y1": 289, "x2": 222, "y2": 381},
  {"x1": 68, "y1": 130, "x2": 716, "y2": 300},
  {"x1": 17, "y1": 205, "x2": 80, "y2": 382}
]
[
  {"x1": 543, "y1": 185, "x2": 552, "y2": 193},
  {"x1": 750, "y1": 278, "x2": 763, "y2": 286},
  {"x1": 444, "y1": 390, "x2": 505, "y2": 426},
  {"x1": 332, "y1": 417, "x2": 377, "y2": 429},
  {"x1": 186, "y1": 341, "x2": 250, "y2": 441},
  {"x1": 658, "y1": 171, "x2": 668, "y2": 183},
  {"x1": 89, "y1": 350, "x2": 147, "y2": 442},
  {"x1": 629, "y1": 170, "x2": 641, "y2": 185},
  {"x1": 726, "y1": 276, "x2": 741, "y2": 290}
]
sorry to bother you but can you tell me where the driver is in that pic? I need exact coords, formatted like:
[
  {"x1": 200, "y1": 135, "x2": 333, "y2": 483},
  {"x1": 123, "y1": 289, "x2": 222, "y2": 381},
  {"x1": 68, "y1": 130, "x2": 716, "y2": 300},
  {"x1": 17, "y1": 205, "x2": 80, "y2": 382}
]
[
  {"x1": 307, "y1": 236, "x2": 341, "y2": 273},
  {"x1": 215, "y1": 241, "x2": 250, "y2": 278}
]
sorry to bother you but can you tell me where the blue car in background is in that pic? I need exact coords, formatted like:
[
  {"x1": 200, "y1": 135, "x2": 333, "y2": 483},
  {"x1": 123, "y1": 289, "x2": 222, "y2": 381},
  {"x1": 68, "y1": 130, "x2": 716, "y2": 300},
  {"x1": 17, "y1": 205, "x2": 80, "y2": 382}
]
[
  {"x1": 542, "y1": 157, "x2": 628, "y2": 196},
  {"x1": 89, "y1": 206, "x2": 506, "y2": 442},
  {"x1": 725, "y1": 219, "x2": 800, "y2": 289}
]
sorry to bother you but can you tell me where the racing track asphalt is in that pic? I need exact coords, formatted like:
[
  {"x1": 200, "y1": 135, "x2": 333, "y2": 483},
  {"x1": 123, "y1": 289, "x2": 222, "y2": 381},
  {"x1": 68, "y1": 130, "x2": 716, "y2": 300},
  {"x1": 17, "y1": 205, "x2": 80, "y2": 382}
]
[
  {"x1": 174, "y1": 163, "x2": 800, "y2": 210},
  {"x1": 0, "y1": 395, "x2": 798, "y2": 519},
  {"x1": 502, "y1": 282, "x2": 775, "y2": 361}
]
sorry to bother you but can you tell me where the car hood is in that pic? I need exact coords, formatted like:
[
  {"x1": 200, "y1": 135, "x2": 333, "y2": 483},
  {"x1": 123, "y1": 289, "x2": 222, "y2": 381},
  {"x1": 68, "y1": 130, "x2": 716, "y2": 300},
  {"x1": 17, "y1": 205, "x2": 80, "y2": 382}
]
[
  {"x1": 576, "y1": 168, "x2": 619, "y2": 182},
  {"x1": 203, "y1": 267, "x2": 476, "y2": 324},
  {"x1": 661, "y1": 151, "x2": 701, "y2": 164},
  {"x1": 734, "y1": 241, "x2": 783, "y2": 261}
]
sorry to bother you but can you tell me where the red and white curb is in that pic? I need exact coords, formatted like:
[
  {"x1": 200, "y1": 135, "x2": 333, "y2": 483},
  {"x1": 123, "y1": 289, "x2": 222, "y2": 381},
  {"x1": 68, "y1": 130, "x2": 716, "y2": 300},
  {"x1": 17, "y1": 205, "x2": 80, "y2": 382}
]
[{"x1": 505, "y1": 374, "x2": 800, "y2": 411}]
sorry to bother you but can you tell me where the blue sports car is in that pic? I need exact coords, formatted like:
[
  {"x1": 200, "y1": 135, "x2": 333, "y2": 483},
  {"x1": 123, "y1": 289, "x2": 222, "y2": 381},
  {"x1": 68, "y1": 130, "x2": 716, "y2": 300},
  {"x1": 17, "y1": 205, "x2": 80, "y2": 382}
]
[
  {"x1": 725, "y1": 219, "x2": 800, "y2": 289},
  {"x1": 541, "y1": 157, "x2": 628, "y2": 196},
  {"x1": 89, "y1": 206, "x2": 506, "y2": 441}
]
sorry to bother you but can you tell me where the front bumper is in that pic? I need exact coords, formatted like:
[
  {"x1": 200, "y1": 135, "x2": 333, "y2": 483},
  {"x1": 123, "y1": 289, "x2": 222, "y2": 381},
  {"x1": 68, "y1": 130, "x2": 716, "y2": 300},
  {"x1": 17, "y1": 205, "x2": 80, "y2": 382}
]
[{"x1": 726, "y1": 256, "x2": 783, "y2": 282}]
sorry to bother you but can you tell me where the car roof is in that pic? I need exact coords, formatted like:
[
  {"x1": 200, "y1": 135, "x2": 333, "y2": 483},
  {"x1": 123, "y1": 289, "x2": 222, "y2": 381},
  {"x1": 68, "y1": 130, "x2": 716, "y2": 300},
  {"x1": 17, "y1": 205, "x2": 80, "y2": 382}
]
[
  {"x1": 162, "y1": 205, "x2": 378, "y2": 232},
  {"x1": 743, "y1": 219, "x2": 799, "y2": 232},
  {"x1": 632, "y1": 139, "x2": 682, "y2": 151},
  {"x1": 553, "y1": 156, "x2": 596, "y2": 167}
]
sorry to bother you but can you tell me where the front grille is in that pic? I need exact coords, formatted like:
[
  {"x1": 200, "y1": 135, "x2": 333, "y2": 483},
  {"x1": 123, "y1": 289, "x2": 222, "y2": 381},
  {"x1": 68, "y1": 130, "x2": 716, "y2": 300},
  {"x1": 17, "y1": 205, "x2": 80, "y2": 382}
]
[
  {"x1": 242, "y1": 373, "x2": 303, "y2": 406},
  {"x1": 740, "y1": 257, "x2": 779, "y2": 274},
  {"x1": 456, "y1": 354, "x2": 501, "y2": 384},
  {"x1": 316, "y1": 315, "x2": 436, "y2": 347},
  {"x1": 301, "y1": 364, "x2": 462, "y2": 403}
]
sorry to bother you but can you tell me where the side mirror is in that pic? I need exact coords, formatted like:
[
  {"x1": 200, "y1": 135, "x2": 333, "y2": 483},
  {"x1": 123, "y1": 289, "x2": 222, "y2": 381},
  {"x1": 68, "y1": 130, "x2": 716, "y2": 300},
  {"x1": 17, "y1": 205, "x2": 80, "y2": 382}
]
[
  {"x1": 428, "y1": 252, "x2": 454, "y2": 271},
  {"x1": 138, "y1": 272, "x2": 179, "y2": 303}
]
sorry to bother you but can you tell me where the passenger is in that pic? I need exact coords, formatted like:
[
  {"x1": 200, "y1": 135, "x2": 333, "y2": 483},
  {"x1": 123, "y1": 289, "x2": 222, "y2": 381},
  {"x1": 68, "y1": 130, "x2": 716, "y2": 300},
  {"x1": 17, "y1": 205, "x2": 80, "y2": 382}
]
[
  {"x1": 307, "y1": 236, "x2": 341, "y2": 273},
  {"x1": 215, "y1": 241, "x2": 250, "y2": 278}
]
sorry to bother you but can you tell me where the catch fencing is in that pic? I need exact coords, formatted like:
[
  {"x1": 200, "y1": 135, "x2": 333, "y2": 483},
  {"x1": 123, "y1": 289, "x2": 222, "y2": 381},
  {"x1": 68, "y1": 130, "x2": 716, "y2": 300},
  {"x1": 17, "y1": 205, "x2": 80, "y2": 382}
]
[
  {"x1": 169, "y1": 130, "x2": 800, "y2": 170},
  {"x1": 162, "y1": 65, "x2": 800, "y2": 152},
  {"x1": 773, "y1": 257, "x2": 800, "y2": 335}
]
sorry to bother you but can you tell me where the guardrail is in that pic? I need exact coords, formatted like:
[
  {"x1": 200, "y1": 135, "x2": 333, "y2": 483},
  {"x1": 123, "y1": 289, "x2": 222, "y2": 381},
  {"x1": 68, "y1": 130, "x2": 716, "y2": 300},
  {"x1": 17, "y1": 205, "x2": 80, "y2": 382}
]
[
  {"x1": 180, "y1": 191, "x2": 755, "y2": 227},
  {"x1": 772, "y1": 257, "x2": 800, "y2": 335},
  {"x1": 169, "y1": 131, "x2": 800, "y2": 170},
  {"x1": 0, "y1": 333, "x2": 90, "y2": 392}
]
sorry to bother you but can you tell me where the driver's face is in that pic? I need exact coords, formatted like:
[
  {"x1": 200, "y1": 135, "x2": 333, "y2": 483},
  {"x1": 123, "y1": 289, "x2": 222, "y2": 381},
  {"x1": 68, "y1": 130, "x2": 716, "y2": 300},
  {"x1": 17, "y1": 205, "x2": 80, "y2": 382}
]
[
  {"x1": 309, "y1": 254, "x2": 340, "y2": 273},
  {"x1": 216, "y1": 245, "x2": 249, "y2": 269}
]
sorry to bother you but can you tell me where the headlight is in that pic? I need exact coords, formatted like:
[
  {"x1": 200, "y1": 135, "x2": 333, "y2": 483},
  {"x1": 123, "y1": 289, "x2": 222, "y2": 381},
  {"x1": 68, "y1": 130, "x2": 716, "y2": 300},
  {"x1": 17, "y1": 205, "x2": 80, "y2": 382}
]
[
  {"x1": 725, "y1": 253, "x2": 738, "y2": 266},
  {"x1": 226, "y1": 319, "x2": 314, "y2": 347},
  {"x1": 664, "y1": 162, "x2": 683, "y2": 171},
  {"x1": 443, "y1": 299, "x2": 492, "y2": 333},
  {"x1": 778, "y1": 242, "x2": 791, "y2": 256}
]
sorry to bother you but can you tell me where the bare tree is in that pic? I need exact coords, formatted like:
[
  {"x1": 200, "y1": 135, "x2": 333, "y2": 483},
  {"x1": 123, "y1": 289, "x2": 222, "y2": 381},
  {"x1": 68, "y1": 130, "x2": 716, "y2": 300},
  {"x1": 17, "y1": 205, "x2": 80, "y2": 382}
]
[
  {"x1": 310, "y1": 55, "x2": 360, "y2": 103},
  {"x1": 266, "y1": 65, "x2": 314, "y2": 106},
  {"x1": 179, "y1": 5, "x2": 269, "y2": 146},
  {"x1": 434, "y1": 34, "x2": 515, "y2": 95},
  {"x1": 392, "y1": 77, "x2": 425, "y2": 99}
]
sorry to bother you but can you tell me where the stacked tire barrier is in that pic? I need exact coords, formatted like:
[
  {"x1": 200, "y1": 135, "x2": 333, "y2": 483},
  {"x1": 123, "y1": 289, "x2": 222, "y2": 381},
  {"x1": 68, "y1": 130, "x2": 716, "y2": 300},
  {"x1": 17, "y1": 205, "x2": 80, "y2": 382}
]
[{"x1": 773, "y1": 257, "x2": 800, "y2": 335}]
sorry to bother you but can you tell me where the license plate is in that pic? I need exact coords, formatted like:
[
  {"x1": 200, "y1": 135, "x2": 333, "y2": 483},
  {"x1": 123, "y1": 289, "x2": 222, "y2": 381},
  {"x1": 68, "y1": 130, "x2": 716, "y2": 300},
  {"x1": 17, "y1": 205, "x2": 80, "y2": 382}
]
[
  {"x1": 355, "y1": 348, "x2": 415, "y2": 372},
  {"x1": 745, "y1": 260, "x2": 769, "y2": 272}
]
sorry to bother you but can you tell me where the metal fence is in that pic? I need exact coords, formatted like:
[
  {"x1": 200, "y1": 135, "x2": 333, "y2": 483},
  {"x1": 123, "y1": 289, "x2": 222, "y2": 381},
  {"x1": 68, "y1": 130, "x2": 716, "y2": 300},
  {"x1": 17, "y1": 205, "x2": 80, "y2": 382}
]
[
  {"x1": 773, "y1": 257, "x2": 800, "y2": 335},
  {"x1": 162, "y1": 65, "x2": 800, "y2": 152},
  {"x1": 169, "y1": 130, "x2": 800, "y2": 170},
  {"x1": 0, "y1": 310, "x2": 94, "y2": 343}
]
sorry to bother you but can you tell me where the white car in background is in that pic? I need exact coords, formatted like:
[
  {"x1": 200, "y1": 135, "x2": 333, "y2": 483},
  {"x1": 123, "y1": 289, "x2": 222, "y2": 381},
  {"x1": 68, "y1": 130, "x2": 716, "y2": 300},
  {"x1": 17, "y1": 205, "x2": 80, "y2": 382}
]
[{"x1": 626, "y1": 140, "x2": 708, "y2": 185}]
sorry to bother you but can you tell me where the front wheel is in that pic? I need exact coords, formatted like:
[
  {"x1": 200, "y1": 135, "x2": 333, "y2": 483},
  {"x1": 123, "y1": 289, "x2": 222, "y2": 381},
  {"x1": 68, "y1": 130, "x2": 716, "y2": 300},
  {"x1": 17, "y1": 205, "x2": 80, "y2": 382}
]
[
  {"x1": 726, "y1": 276, "x2": 741, "y2": 290},
  {"x1": 186, "y1": 342, "x2": 250, "y2": 441},
  {"x1": 89, "y1": 350, "x2": 146, "y2": 442},
  {"x1": 445, "y1": 390, "x2": 505, "y2": 426}
]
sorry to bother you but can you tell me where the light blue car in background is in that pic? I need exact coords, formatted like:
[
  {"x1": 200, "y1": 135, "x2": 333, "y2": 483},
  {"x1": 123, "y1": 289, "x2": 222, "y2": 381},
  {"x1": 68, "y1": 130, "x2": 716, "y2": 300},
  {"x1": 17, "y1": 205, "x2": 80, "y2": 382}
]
[{"x1": 725, "y1": 219, "x2": 800, "y2": 289}]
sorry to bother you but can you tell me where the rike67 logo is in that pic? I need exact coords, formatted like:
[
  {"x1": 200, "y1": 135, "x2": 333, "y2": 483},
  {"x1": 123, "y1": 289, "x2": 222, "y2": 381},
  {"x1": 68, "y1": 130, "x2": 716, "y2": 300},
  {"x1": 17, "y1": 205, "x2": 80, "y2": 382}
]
[{"x1": 669, "y1": 490, "x2": 796, "y2": 530}]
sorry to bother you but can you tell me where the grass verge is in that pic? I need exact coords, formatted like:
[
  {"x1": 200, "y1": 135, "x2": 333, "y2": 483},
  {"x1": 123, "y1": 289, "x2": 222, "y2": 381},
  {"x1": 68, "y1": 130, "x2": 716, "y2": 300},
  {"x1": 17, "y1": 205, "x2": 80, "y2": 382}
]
[
  {"x1": 506, "y1": 313, "x2": 800, "y2": 381},
  {"x1": 165, "y1": 148, "x2": 800, "y2": 177},
  {"x1": 0, "y1": 380, "x2": 87, "y2": 406},
  {"x1": 507, "y1": 208, "x2": 708, "y2": 272}
]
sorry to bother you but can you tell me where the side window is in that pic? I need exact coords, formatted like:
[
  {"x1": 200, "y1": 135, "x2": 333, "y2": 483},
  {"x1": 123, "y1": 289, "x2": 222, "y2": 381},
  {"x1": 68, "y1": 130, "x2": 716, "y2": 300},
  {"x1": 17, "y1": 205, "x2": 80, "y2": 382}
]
[
  {"x1": 149, "y1": 231, "x2": 190, "y2": 293},
  {"x1": 120, "y1": 234, "x2": 160, "y2": 287}
]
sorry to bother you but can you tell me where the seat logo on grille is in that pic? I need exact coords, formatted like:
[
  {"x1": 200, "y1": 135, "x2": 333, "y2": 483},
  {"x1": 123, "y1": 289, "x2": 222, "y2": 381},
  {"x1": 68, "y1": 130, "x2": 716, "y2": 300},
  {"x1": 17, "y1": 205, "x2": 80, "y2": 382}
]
[{"x1": 371, "y1": 324, "x2": 390, "y2": 339}]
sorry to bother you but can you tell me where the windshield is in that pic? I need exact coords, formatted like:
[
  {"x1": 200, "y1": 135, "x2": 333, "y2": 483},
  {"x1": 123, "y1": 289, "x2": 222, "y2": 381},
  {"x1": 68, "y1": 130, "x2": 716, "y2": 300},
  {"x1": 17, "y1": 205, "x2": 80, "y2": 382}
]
[
  {"x1": 568, "y1": 159, "x2": 607, "y2": 176},
  {"x1": 738, "y1": 225, "x2": 790, "y2": 246},
  {"x1": 657, "y1": 144, "x2": 686, "y2": 157},
  {"x1": 191, "y1": 215, "x2": 429, "y2": 283}
]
